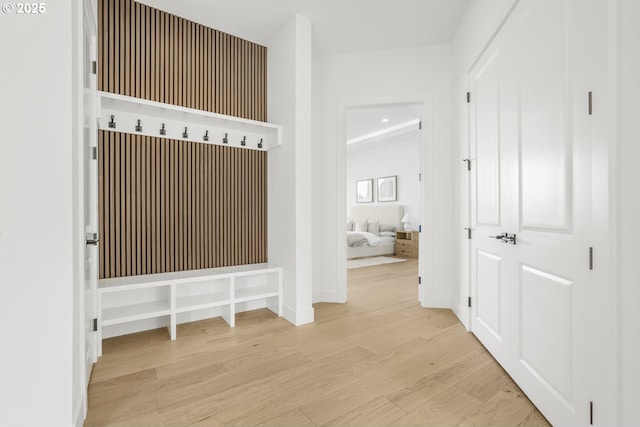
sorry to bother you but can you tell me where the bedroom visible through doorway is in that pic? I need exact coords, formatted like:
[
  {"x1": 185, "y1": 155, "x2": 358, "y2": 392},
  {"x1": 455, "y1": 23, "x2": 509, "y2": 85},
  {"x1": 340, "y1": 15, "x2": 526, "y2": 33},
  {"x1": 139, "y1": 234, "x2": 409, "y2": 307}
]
[{"x1": 345, "y1": 103, "x2": 422, "y2": 299}]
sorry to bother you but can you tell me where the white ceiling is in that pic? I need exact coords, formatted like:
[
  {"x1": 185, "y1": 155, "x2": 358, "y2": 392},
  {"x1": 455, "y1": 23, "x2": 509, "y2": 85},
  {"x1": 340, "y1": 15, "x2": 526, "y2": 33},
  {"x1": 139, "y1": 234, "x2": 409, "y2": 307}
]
[{"x1": 138, "y1": 0, "x2": 469, "y2": 55}]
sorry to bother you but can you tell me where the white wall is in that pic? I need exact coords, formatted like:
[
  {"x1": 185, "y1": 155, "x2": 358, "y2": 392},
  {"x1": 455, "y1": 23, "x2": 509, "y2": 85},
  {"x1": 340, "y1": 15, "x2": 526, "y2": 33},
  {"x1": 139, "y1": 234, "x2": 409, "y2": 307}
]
[
  {"x1": 0, "y1": 2, "x2": 78, "y2": 426},
  {"x1": 267, "y1": 15, "x2": 314, "y2": 325},
  {"x1": 312, "y1": 45, "x2": 454, "y2": 305},
  {"x1": 617, "y1": 0, "x2": 640, "y2": 424},
  {"x1": 347, "y1": 131, "x2": 421, "y2": 224},
  {"x1": 450, "y1": 0, "x2": 520, "y2": 328}
]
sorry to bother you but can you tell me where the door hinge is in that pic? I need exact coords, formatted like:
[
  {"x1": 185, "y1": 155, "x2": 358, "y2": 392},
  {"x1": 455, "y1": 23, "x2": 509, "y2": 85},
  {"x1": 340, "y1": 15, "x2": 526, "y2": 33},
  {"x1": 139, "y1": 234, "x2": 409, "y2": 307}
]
[
  {"x1": 419, "y1": 173, "x2": 422, "y2": 182},
  {"x1": 92, "y1": 318, "x2": 98, "y2": 332},
  {"x1": 590, "y1": 401, "x2": 593, "y2": 425},
  {"x1": 588, "y1": 92, "x2": 593, "y2": 115},
  {"x1": 85, "y1": 232, "x2": 99, "y2": 246},
  {"x1": 91, "y1": 146, "x2": 97, "y2": 160},
  {"x1": 418, "y1": 276, "x2": 422, "y2": 285},
  {"x1": 418, "y1": 225, "x2": 422, "y2": 233},
  {"x1": 419, "y1": 121, "x2": 422, "y2": 130},
  {"x1": 468, "y1": 297, "x2": 472, "y2": 308},
  {"x1": 589, "y1": 247, "x2": 593, "y2": 270},
  {"x1": 92, "y1": 60, "x2": 97, "y2": 75},
  {"x1": 464, "y1": 227, "x2": 472, "y2": 239},
  {"x1": 463, "y1": 158, "x2": 471, "y2": 171},
  {"x1": 466, "y1": 92, "x2": 471, "y2": 103}
]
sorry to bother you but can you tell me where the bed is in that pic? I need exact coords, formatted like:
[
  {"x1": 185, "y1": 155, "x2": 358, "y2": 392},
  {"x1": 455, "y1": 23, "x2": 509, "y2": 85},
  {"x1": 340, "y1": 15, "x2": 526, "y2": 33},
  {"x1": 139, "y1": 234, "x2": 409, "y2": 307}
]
[{"x1": 347, "y1": 205, "x2": 404, "y2": 259}]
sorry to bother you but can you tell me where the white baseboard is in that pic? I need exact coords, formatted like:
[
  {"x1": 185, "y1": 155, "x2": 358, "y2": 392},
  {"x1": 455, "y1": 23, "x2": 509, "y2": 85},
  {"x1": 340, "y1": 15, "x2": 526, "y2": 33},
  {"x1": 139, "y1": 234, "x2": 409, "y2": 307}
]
[
  {"x1": 452, "y1": 301, "x2": 471, "y2": 331},
  {"x1": 312, "y1": 289, "x2": 343, "y2": 303},
  {"x1": 282, "y1": 304, "x2": 314, "y2": 326},
  {"x1": 73, "y1": 393, "x2": 85, "y2": 427},
  {"x1": 420, "y1": 292, "x2": 452, "y2": 309}
]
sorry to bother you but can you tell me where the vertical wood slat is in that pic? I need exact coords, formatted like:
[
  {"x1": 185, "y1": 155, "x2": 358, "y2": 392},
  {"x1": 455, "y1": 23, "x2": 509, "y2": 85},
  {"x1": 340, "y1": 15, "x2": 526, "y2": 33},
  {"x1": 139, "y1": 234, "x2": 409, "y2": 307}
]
[
  {"x1": 102, "y1": 0, "x2": 268, "y2": 120},
  {"x1": 107, "y1": 133, "x2": 114, "y2": 278},
  {"x1": 97, "y1": 0, "x2": 269, "y2": 279},
  {"x1": 125, "y1": 134, "x2": 131, "y2": 277},
  {"x1": 185, "y1": 140, "x2": 190, "y2": 271},
  {"x1": 113, "y1": 133, "x2": 120, "y2": 277},
  {"x1": 140, "y1": 133, "x2": 146, "y2": 274},
  {"x1": 157, "y1": 136, "x2": 163, "y2": 273},
  {"x1": 99, "y1": 132, "x2": 106, "y2": 279}
]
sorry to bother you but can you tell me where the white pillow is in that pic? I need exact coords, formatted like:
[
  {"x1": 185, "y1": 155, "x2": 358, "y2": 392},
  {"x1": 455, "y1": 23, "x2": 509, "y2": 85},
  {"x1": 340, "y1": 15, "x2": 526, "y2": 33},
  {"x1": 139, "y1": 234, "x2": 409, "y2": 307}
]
[
  {"x1": 380, "y1": 231, "x2": 395, "y2": 237},
  {"x1": 346, "y1": 220, "x2": 353, "y2": 231},
  {"x1": 367, "y1": 220, "x2": 380, "y2": 236},
  {"x1": 354, "y1": 219, "x2": 368, "y2": 232}
]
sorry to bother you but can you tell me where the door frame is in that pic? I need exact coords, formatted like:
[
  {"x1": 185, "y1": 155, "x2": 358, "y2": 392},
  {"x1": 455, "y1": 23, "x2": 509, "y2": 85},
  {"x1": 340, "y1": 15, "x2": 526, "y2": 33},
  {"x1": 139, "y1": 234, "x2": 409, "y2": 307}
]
[
  {"x1": 335, "y1": 95, "x2": 434, "y2": 305},
  {"x1": 73, "y1": 0, "x2": 98, "y2": 425}
]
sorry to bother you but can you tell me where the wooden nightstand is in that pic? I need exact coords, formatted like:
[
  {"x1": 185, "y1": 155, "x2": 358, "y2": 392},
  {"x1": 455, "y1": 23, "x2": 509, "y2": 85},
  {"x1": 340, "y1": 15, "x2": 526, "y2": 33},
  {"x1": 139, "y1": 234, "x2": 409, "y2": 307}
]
[{"x1": 395, "y1": 230, "x2": 419, "y2": 258}]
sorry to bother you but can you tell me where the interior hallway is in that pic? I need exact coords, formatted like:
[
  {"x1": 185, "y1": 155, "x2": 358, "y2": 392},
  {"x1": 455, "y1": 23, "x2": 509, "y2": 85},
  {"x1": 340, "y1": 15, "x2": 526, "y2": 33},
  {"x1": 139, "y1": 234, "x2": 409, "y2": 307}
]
[{"x1": 86, "y1": 258, "x2": 549, "y2": 426}]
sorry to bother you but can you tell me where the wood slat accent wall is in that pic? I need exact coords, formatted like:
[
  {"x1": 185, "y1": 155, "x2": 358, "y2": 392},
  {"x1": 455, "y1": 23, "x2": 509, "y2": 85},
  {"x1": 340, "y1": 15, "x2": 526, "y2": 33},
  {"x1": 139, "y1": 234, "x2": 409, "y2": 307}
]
[
  {"x1": 98, "y1": 0, "x2": 267, "y2": 122},
  {"x1": 98, "y1": 131, "x2": 268, "y2": 279}
]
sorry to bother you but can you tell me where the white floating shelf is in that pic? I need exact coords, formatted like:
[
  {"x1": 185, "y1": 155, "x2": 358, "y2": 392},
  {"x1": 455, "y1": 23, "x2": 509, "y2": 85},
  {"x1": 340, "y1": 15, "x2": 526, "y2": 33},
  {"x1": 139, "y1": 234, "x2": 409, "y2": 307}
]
[{"x1": 97, "y1": 92, "x2": 282, "y2": 151}]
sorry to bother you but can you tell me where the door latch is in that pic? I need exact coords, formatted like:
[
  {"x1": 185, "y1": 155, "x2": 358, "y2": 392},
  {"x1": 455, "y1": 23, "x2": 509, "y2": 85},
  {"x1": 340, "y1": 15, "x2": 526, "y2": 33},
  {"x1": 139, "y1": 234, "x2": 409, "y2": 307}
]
[
  {"x1": 489, "y1": 233, "x2": 517, "y2": 245},
  {"x1": 502, "y1": 233, "x2": 517, "y2": 245}
]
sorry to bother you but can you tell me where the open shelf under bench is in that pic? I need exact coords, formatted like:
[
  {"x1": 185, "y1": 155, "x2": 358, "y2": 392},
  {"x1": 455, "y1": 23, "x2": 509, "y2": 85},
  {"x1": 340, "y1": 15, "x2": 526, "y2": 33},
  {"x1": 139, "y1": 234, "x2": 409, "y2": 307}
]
[{"x1": 98, "y1": 264, "x2": 282, "y2": 356}]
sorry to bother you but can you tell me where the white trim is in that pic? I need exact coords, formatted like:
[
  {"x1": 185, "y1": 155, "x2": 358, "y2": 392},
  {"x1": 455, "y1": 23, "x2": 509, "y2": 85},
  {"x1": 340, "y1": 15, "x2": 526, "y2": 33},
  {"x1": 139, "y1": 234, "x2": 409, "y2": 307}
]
[
  {"x1": 467, "y1": 0, "x2": 522, "y2": 74},
  {"x1": 610, "y1": 0, "x2": 621, "y2": 423},
  {"x1": 336, "y1": 95, "x2": 434, "y2": 307},
  {"x1": 282, "y1": 304, "x2": 314, "y2": 326},
  {"x1": 426, "y1": 292, "x2": 452, "y2": 309},
  {"x1": 313, "y1": 289, "x2": 340, "y2": 303},
  {"x1": 73, "y1": 394, "x2": 84, "y2": 427},
  {"x1": 452, "y1": 300, "x2": 471, "y2": 331},
  {"x1": 347, "y1": 119, "x2": 420, "y2": 145}
]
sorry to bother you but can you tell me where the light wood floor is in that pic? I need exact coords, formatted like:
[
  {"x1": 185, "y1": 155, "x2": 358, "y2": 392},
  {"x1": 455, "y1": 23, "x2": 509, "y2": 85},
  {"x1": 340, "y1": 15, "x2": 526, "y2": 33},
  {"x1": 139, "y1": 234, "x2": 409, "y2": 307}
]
[{"x1": 86, "y1": 258, "x2": 551, "y2": 427}]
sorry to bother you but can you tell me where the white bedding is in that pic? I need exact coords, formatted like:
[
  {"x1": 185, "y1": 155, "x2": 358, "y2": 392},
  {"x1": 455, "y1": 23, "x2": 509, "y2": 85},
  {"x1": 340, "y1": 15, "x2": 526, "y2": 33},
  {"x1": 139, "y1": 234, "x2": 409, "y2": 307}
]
[
  {"x1": 347, "y1": 205, "x2": 402, "y2": 259},
  {"x1": 346, "y1": 231, "x2": 382, "y2": 247},
  {"x1": 346, "y1": 231, "x2": 396, "y2": 259}
]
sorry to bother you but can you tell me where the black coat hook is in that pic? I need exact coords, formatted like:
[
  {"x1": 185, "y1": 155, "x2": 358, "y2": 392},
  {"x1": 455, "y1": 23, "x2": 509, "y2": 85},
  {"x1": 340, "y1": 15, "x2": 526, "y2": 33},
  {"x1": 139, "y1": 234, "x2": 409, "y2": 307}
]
[
  {"x1": 182, "y1": 127, "x2": 189, "y2": 138},
  {"x1": 159, "y1": 123, "x2": 166, "y2": 136},
  {"x1": 108, "y1": 115, "x2": 116, "y2": 129},
  {"x1": 203, "y1": 130, "x2": 209, "y2": 142},
  {"x1": 258, "y1": 138, "x2": 263, "y2": 149},
  {"x1": 241, "y1": 136, "x2": 246, "y2": 146},
  {"x1": 135, "y1": 119, "x2": 142, "y2": 132},
  {"x1": 223, "y1": 133, "x2": 228, "y2": 144}
]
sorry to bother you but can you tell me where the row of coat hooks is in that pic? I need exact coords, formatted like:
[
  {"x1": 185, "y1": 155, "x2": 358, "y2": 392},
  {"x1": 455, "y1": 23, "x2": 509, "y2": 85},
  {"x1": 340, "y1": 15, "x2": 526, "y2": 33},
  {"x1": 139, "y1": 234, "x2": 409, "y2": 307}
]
[{"x1": 108, "y1": 114, "x2": 264, "y2": 149}]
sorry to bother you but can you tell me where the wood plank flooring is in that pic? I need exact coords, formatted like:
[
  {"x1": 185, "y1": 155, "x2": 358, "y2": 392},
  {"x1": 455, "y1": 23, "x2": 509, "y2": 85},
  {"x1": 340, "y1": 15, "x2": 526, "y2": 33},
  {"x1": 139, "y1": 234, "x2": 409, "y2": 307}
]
[{"x1": 86, "y1": 258, "x2": 550, "y2": 427}]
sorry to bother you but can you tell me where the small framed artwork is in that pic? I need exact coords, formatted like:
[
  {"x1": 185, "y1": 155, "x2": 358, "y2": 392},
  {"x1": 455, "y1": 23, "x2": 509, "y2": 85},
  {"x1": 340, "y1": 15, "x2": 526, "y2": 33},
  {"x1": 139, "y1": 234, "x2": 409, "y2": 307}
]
[
  {"x1": 377, "y1": 176, "x2": 397, "y2": 202},
  {"x1": 356, "y1": 179, "x2": 373, "y2": 203}
]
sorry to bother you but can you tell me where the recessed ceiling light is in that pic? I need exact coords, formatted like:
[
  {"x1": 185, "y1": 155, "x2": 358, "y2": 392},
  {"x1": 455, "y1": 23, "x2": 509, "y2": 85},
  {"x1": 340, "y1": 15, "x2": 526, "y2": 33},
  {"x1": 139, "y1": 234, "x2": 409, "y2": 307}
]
[{"x1": 381, "y1": 118, "x2": 389, "y2": 123}]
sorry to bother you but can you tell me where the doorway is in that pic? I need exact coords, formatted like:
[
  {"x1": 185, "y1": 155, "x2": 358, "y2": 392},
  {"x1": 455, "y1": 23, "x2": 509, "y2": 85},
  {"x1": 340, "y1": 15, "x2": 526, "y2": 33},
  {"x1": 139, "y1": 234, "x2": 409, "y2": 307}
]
[{"x1": 345, "y1": 103, "x2": 422, "y2": 297}]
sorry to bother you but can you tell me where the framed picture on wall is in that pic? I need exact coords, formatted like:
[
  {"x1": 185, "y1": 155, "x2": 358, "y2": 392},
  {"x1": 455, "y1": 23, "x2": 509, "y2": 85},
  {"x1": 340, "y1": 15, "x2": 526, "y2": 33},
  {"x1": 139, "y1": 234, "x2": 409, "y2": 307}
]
[
  {"x1": 377, "y1": 176, "x2": 397, "y2": 202},
  {"x1": 356, "y1": 179, "x2": 374, "y2": 203}
]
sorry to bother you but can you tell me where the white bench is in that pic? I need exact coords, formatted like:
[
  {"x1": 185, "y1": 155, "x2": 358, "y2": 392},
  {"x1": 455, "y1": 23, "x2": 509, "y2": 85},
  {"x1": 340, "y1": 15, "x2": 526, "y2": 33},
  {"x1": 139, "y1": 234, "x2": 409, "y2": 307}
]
[{"x1": 98, "y1": 264, "x2": 282, "y2": 356}]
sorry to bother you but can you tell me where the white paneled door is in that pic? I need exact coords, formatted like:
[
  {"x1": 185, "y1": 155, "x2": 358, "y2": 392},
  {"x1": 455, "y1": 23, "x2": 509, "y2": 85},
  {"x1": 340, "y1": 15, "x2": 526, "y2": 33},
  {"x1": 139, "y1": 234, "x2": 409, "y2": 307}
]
[{"x1": 469, "y1": 0, "x2": 610, "y2": 425}]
